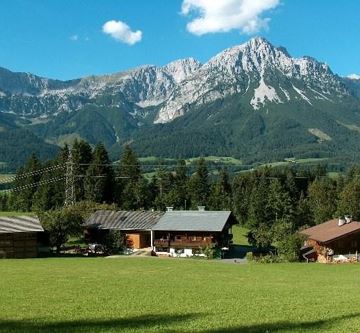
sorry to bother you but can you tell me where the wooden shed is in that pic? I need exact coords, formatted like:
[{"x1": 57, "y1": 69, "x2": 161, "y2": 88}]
[
  {"x1": 0, "y1": 215, "x2": 44, "y2": 258},
  {"x1": 84, "y1": 210, "x2": 163, "y2": 249}
]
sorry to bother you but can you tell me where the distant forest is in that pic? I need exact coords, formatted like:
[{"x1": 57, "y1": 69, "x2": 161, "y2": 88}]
[{"x1": 1, "y1": 139, "x2": 360, "y2": 250}]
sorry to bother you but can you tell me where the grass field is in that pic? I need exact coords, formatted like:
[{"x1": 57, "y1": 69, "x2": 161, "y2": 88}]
[{"x1": 1, "y1": 257, "x2": 360, "y2": 333}]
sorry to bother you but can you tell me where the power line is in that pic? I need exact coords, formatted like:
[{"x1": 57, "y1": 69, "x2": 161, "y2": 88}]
[
  {"x1": 0, "y1": 164, "x2": 65, "y2": 184},
  {"x1": 1, "y1": 176, "x2": 66, "y2": 193},
  {"x1": 65, "y1": 149, "x2": 75, "y2": 207}
]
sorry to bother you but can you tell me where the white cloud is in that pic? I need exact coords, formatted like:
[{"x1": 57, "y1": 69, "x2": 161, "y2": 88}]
[
  {"x1": 181, "y1": 0, "x2": 280, "y2": 36},
  {"x1": 102, "y1": 20, "x2": 142, "y2": 45},
  {"x1": 69, "y1": 34, "x2": 79, "y2": 41}
]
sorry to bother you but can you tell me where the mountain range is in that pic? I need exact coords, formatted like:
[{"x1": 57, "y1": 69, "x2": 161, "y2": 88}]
[{"x1": 1, "y1": 37, "x2": 360, "y2": 170}]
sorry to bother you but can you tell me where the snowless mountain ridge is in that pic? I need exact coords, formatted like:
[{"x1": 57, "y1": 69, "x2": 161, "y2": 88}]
[{"x1": 0, "y1": 37, "x2": 354, "y2": 123}]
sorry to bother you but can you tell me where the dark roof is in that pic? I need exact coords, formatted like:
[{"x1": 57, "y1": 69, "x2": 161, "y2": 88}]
[
  {"x1": 300, "y1": 219, "x2": 360, "y2": 243},
  {"x1": 84, "y1": 210, "x2": 164, "y2": 231},
  {"x1": 0, "y1": 216, "x2": 43, "y2": 234},
  {"x1": 152, "y1": 210, "x2": 232, "y2": 232}
]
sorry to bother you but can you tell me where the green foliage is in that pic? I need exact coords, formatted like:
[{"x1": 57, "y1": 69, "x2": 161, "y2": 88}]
[
  {"x1": 39, "y1": 208, "x2": 83, "y2": 253},
  {"x1": 84, "y1": 143, "x2": 114, "y2": 203},
  {"x1": 337, "y1": 178, "x2": 360, "y2": 219},
  {"x1": 11, "y1": 154, "x2": 42, "y2": 211},
  {"x1": 308, "y1": 178, "x2": 337, "y2": 224},
  {"x1": 188, "y1": 158, "x2": 209, "y2": 207},
  {"x1": 103, "y1": 231, "x2": 126, "y2": 255}
]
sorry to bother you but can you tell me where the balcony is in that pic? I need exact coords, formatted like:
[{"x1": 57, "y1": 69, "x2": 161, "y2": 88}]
[{"x1": 154, "y1": 238, "x2": 213, "y2": 249}]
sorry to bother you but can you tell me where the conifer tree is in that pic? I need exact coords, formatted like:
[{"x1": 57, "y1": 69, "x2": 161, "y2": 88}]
[
  {"x1": 12, "y1": 154, "x2": 42, "y2": 211},
  {"x1": 308, "y1": 177, "x2": 337, "y2": 224},
  {"x1": 188, "y1": 158, "x2": 209, "y2": 208},
  {"x1": 72, "y1": 139, "x2": 93, "y2": 201},
  {"x1": 116, "y1": 145, "x2": 144, "y2": 209},
  {"x1": 84, "y1": 143, "x2": 114, "y2": 203},
  {"x1": 209, "y1": 168, "x2": 232, "y2": 210}
]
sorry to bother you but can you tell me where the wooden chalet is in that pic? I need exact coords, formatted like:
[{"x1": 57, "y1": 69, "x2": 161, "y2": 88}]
[
  {"x1": 152, "y1": 208, "x2": 235, "y2": 256},
  {"x1": 84, "y1": 210, "x2": 164, "y2": 249},
  {"x1": 300, "y1": 217, "x2": 360, "y2": 262},
  {"x1": 0, "y1": 215, "x2": 44, "y2": 258}
]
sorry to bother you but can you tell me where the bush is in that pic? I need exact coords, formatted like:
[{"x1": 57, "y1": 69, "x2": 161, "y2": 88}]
[{"x1": 103, "y1": 230, "x2": 126, "y2": 255}]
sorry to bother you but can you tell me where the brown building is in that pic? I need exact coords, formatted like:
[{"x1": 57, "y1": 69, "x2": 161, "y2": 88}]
[
  {"x1": 300, "y1": 217, "x2": 360, "y2": 262},
  {"x1": 0, "y1": 215, "x2": 44, "y2": 258},
  {"x1": 152, "y1": 209, "x2": 235, "y2": 257}
]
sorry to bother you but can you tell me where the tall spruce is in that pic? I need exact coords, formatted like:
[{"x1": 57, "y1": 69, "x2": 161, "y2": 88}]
[
  {"x1": 209, "y1": 168, "x2": 232, "y2": 210},
  {"x1": 84, "y1": 143, "x2": 114, "y2": 203},
  {"x1": 188, "y1": 158, "x2": 209, "y2": 208},
  {"x1": 32, "y1": 146, "x2": 69, "y2": 211},
  {"x1": 308, "y1": 177, "x2": 337, "y2": 224},
  {"x1": 72, "y1": 140, "x2": 93, "y2": 201},
  {"x1": 11, "y1": 154, "x2": 42, "y2": 211},
  {"x1": 116, "y1": 145, "x2": 144, "y2": 209}
]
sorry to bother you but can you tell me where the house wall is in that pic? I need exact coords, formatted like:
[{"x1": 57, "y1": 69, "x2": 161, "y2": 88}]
[
  {"x1": 326, "y1": 232, "x2": 360, "y2": 254},
  {"x1": 0, "y1": 232, "x2": 38, "y2": 258},
  {"x1": 306, "y1": 231, "x2": 360, "y2": 262}
]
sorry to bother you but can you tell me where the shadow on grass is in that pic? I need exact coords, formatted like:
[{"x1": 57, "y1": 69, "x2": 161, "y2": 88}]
[
  {"x1": 0, "y1": 313, "x2": 198, "y2": 333},
  {"x1": 224, "y1": 245, "x2": 255, "y2": 259},
  {"x1": 199, "y1": 313, "x2": 360, "y2": 333},
  {"x1": 1, "y1": 313, "x2": 358, "y2": 333}
]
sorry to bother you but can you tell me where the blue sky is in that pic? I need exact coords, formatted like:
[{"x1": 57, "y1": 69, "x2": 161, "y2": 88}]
[{"x1": 0, "y1": 0, "x2": 359, "y2": 80}]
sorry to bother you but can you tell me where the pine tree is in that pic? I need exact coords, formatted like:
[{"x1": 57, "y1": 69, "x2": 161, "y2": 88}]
[
  {"x1": 337, "y1": 178, "x2": 360, "y2": 220},
  {"x1": 209, "y1": 168, "x2": 232, "y2": 210},
  {"x1": 188, "y1": 158, "x2": 209, "y2": 208},
  {"x1": 115, "y1": 145, "x2": 144, "y2": 209},
  {"x1": 84, "y1": 143, "x2": 114, "y2": 203},
  {"x1": 72, "y1": 140, "x2": 93, "y2": 201},
  {"x1": 308, "y1": 178, "x2": 337, "y2": 224},
  {"x1": 12, "y1": 154, "x2": 42, "y2": 211},
  {"x1": 32, "y1": 146, "x2": 69, "y2": 211}
]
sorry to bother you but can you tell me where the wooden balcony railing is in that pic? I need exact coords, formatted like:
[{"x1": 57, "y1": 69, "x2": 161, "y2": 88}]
[{"x1": 154, "y1": 239, "x2": 213, "y2": 248}]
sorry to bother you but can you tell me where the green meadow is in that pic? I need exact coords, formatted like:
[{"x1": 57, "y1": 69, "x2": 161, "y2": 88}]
[{"x1": 1, "y1": 258, "x2": 360, "y2": 333}]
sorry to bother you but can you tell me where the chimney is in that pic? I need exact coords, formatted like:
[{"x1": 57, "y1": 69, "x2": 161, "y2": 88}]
[
  {"x1": 345, "y1": 215, "x2": 352, "y2": 224},
  {"x1": 166, "y1": 206, "x2": 174, "y2": 212},
  {"x1": 197, "y1": 206, "x2": 205, "y2": 212},
  {"x1": 338, "y1": 218, "x2": 346, "y2": 227}
]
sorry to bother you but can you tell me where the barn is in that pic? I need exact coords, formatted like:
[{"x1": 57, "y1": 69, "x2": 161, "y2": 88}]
[
  {"x1": 84, "y1": 210, "x2": 164, "y2": 249},
  {"x1": 0, "y1": 215, "x2": 44, "y2": 258}
]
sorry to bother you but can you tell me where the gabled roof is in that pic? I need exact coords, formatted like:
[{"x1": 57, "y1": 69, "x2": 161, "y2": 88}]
[
  {"x1": 152, "y1": 210, "x2": 232, "y2": 232},
  {"x1": 0, "y1": 216, "x2": 43, "y2": 234},
  {"x1": 84, "y1": 210, "x2": 164, "y2": 231},
  {"x1": 300, "y1": 219, "x2": 360, "y2": 243}
]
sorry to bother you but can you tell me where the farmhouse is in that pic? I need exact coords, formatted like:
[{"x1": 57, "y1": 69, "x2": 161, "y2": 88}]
[
  {"x1": 300, "y1": 217, "x2": 360, "y2": 262},
  {"x1": 0, "y1": 215, "x2": 44, "y2": 258},
  {"x1": 85, "y1": 208, "x2": 236, "y2": 256},
  {"x1": 84, "y1": 210, "x2": 164, "y2": 249},
  {"x1": 152, "y1": 208, "x2": 235, "y2": 257}
]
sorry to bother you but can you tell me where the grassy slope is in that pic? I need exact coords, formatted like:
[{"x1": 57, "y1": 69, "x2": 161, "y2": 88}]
[
  {"x1": 1, "y1": 258, "x2": 360, "y2": 333},
  {"x1": 232, "y1": 225, "x2": 250, "y2": 245}
]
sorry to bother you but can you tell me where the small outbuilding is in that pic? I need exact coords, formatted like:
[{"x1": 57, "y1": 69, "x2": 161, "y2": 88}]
[
  {"x1": 300, "y1": 217, "x2": 360, "y2": 262},
  {"x1": 84, "y1": 210, "x2": 164, "y2": 249},
  {"x1": 0, "y1": 215, "x2": 44, "y2": 258}
]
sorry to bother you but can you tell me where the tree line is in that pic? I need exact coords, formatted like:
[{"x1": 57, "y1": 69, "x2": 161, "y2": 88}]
[{"x1": 1, "y1": 139, "x2": 360, "y2": 251}]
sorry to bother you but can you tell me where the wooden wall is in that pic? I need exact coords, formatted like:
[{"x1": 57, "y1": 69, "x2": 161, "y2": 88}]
[
  {"x1": 0, "y1": 232, "x2": 38, "y2": 258},
  {"x1": 126, "y1": 232, "x2": 151, "y2": 249}
]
